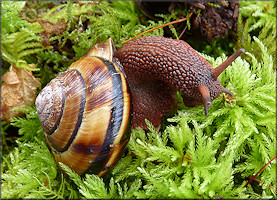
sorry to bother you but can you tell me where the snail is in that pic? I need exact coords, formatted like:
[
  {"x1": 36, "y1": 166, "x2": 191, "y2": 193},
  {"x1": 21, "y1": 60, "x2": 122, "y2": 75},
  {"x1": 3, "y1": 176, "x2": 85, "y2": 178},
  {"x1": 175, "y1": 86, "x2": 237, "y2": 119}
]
[
  {"x1": 36, "y1": 36, "x2": 244, "y2": 176},
  {"x1": 35, "y1": 38, "x2": 132, "y2": 177}
]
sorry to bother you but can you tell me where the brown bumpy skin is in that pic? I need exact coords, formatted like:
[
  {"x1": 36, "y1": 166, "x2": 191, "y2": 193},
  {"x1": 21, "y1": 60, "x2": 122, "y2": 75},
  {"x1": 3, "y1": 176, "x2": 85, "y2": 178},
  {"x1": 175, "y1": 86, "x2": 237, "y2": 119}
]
[{"x1": 114, "y1": 36, "x2": 244, "y2": 129}]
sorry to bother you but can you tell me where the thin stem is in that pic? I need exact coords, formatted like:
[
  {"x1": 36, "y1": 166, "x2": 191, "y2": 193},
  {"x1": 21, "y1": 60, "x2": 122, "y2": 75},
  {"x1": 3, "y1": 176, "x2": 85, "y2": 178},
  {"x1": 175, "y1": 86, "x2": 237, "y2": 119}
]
[
  {"x1": 244, "y1": 155, "x2": 276, "y2": 188},
  {"x1": 178, "y1": 24, "x2": 188, "y2": 39},
  {"x1": 247, "y1": 176, "x2": 277, "y2": 190},
  {"x1": 122, "y1": 12, "x2": 193, "y2": 44}
]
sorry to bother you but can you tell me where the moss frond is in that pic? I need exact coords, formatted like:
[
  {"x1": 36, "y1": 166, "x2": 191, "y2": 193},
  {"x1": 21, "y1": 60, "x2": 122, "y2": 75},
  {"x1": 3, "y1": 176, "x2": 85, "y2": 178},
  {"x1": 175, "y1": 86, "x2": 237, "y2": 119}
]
[
  {"x1": 1, "y1": 27, "x2": 43, "y2": 70},
  {"x1": 1, "y1": 1, "x2": 275, "y2": 199},
  {"x1": 238, "y1": 1, "x2": 276, "y2": 65}
]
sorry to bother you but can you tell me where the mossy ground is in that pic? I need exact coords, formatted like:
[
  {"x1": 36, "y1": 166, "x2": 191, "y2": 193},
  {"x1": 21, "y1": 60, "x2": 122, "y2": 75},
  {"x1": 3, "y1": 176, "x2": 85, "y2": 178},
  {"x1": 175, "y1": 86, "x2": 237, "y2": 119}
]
[{"x1": 1, "y1": 1, "x2": 276, "y2": 199}]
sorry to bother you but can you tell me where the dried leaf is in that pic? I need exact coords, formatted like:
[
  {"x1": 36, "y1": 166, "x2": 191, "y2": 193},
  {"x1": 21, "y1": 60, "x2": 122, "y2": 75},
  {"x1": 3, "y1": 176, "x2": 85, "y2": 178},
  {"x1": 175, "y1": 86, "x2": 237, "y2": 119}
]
[{"x1": 1, "y1": 64, "x2": 41, "y2": 122}]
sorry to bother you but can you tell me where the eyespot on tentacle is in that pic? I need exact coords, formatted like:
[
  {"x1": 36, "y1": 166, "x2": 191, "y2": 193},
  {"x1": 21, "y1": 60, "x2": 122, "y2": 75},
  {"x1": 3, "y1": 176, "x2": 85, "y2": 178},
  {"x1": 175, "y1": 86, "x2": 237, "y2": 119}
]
[{"x1": 198, "y1": 85, "x2": 212, "y2": 116}]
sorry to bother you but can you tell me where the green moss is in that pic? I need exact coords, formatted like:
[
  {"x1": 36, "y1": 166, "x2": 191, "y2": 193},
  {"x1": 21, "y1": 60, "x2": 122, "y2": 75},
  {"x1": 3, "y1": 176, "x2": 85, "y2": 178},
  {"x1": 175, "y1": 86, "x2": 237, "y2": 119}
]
[
  {"x1": 238, "y1": 1, "x2": 276, "y2": 66},
  {"x1": 1, "y1": 1, "x2": 276, "y2": 199}
]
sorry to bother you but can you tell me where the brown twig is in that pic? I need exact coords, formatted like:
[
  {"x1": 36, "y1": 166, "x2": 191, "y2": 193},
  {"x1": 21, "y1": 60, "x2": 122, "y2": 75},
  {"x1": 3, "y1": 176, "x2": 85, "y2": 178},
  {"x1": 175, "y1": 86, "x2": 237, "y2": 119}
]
[
  {"x1": 178, "y1": 24, "x2": 188, "y2": 39},
  {"x1": 122, "y1": 12, "x2": 193, "y2": 44}
]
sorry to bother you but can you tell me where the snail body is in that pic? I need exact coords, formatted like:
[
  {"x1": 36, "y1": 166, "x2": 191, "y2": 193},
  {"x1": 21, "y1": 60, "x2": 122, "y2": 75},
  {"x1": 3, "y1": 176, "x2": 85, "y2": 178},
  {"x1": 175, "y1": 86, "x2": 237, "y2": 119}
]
[
  {"x1": 36, "y1": 36, "x2": 244, "y2": 176},
  {"x1": 35, "y1": 39, "x2": 132, "y2": 176},
  {"x1": 114, "y1": 36, "x2": 244, "y2": 129}
]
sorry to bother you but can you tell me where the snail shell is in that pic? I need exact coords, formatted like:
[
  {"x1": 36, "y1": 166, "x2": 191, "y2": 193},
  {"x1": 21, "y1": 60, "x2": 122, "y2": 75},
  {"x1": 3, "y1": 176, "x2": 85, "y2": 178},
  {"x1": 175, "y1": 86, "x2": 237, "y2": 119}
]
[{"x1": 35, "y1": 39, "x2": 132, "y2": 176}]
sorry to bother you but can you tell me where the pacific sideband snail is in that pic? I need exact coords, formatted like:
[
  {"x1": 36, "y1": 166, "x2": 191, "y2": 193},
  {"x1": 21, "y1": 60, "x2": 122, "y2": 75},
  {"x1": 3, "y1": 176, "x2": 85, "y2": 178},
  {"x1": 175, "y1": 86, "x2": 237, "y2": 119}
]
[{"x1": 35, "y1": 36, "x2": 245, "y2": 176}]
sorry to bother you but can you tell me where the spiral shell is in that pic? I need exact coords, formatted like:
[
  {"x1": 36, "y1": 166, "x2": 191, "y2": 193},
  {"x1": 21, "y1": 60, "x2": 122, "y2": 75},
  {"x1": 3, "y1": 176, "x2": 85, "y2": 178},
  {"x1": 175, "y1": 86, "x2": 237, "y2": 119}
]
[{"x1": 35, "y1": 39, "x2": 132, "y2": 176}]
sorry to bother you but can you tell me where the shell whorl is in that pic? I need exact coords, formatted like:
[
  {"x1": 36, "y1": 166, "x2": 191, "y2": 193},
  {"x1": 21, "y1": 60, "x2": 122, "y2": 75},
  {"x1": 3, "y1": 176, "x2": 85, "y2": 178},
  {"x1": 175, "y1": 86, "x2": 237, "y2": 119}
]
[{"x1": 35, "y1": 78, "x2": 65, "y2": 134}]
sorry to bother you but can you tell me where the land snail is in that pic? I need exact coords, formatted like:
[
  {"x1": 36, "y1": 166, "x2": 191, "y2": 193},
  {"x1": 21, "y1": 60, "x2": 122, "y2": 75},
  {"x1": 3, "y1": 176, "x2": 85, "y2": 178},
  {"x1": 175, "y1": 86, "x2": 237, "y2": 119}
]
[{"x1": 36, "y1": 35, "x2": 245, "y2": 177}]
